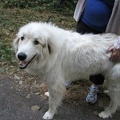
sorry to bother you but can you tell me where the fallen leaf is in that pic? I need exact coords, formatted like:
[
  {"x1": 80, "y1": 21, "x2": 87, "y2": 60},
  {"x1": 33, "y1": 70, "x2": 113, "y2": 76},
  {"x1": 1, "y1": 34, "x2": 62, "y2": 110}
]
[{"x1": 31, "y1": 105, "x2": 40, "y2": 112}]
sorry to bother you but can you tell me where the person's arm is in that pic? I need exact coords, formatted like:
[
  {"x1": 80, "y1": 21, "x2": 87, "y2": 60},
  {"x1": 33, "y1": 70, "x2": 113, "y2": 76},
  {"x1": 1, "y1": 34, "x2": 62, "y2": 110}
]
[
  {"x1": 107, "y1": 36, "x2": 120, "y2": 61},
  {"x1": 113, "y1": 36, "x2": 120, "y2": 49}
]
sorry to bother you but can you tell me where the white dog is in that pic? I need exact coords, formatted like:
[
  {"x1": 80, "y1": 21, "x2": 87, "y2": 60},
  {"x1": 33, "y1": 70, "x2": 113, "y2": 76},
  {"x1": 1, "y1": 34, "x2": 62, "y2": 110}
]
[{"x1": 13, "y1": 22, "x2": 120, "y2": 119}]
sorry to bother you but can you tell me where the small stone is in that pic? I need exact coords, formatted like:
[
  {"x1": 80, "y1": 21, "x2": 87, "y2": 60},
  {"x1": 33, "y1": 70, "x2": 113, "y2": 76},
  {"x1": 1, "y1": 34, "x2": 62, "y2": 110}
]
[
  {"x1": 40, "y1": 83, "x2": 46, "y2": 88},
  {"x1": 35, "y1": 92, "x2": 40, "y2": 95},
  {"x1": 19, "y1": 81, "x2": 23, "y2": 85},
  {"x1": 44, "y1": 92, "x2": 49, "y2": 97},
  {"x1": 31, "y1": 105, "x2": 40, "y2": 112},
  {"x1": 15, "y1": 75, "x2": 20, "y2": 80},
  {"x1": 26, "y1": 94, "x2": 31, "y2": 98}
]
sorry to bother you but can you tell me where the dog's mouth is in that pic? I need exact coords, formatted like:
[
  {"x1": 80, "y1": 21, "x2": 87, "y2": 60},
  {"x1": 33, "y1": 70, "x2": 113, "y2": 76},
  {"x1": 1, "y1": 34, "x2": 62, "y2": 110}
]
[{"x1": 19, "y1": 54, "x2": 37, "y2": 69}]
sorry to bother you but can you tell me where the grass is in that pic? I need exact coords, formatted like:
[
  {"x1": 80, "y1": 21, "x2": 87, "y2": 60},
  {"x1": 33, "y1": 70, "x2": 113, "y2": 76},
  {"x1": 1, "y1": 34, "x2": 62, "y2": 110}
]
[{"x1": 0, "y1": 3, "x2": 76, "y2": 62}]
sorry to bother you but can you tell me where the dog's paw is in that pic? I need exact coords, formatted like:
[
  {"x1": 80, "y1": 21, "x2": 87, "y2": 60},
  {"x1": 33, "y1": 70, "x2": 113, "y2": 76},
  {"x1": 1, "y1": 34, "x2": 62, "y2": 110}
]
[
  {"x1": 43, "y1": 111, "x2": 54, "y2": 119},
  {"x1": 98, "y1": 111, "x2": 112, "y2": 119},
  {"x1": 44, "y1": 92, "x2": 49, "y2": 97}
]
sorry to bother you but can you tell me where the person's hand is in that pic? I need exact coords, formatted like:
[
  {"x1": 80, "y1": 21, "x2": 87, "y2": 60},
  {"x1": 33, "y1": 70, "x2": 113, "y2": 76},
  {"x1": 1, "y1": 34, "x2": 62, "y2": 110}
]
[{"x1": 107, "y1": 45, "x2": 120, "y2": 61}]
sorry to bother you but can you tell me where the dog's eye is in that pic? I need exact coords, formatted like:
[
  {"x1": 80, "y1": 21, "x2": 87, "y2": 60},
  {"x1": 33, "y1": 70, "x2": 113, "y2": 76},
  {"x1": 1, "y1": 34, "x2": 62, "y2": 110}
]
[
  {"x1": 21, "y1": 36, "x2": 24, "y2": 41},
  {"x1": 34, "y1": 39, "x2": 39, "y2": 45}
]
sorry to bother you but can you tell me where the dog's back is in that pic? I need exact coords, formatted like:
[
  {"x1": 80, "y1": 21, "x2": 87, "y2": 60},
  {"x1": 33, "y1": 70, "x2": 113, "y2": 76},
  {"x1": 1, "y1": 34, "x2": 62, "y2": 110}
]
[{"x1": 55, "y1": 32, "x2": 117, "y2": 81}]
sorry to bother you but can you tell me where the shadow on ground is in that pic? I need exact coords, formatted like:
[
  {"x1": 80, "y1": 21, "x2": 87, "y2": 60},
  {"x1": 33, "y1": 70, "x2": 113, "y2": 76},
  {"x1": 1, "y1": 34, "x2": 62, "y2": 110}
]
[{"x1": 0, "y1": 78, "x2": 119, "y2": 120}]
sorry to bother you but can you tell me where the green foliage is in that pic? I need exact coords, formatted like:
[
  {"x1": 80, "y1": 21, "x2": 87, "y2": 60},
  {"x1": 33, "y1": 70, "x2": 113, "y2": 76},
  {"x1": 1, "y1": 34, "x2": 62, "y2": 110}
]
[
  {"x1": 0, "y1": 0, "x2": 77, "y2": 63},
  {"x1": 1, "y1": 0, "x2": 60, "y2": 9},
  {"x1": 0, "y1": 40, "x2": 13, "y2": 63},
  {"x1": 1, "y1": 0, "x2": 77, "y2": 12}
]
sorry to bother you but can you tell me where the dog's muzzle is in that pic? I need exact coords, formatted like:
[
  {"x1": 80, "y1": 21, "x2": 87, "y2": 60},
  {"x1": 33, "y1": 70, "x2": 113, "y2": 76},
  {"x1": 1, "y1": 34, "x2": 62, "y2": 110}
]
[{"x1": 18, "y1": 53, "x2": 37, "y2": 69}]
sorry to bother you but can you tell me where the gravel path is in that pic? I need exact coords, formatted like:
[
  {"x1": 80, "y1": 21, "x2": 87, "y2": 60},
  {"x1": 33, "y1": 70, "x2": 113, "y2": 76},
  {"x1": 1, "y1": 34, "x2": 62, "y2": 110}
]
[{"x1": 0, "y1": 78, "x2": 119, "y2": 120}]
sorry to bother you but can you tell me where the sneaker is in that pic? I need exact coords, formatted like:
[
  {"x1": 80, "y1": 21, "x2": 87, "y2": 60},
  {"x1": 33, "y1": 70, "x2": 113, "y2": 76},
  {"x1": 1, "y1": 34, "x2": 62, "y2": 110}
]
[
  {"x1": 64, "y1": 81, "x2": 72, "y2": 89},
  {"x1": 86, "y1": 84, "x2": 99, "y2": 104}
]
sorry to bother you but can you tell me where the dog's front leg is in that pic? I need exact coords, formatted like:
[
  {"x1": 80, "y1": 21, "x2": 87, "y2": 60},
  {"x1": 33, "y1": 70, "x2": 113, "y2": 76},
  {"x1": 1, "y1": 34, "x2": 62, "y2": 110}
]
[{"x1": 43, "y1": 81, "x2": 66, "y2": 119}]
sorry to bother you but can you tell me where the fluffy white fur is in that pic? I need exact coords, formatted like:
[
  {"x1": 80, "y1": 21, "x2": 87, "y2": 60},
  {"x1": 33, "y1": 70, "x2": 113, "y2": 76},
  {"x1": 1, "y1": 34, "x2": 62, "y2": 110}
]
[{"x1": 13, "y1": 22, "x2": 120, "y2": 119}]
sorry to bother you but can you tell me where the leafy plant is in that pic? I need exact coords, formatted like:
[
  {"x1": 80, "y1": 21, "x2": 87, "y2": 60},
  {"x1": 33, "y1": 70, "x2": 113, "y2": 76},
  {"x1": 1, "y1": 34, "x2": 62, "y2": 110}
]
[
  {"x1": 0, "y1": 0, "x2": 77, "y2": 63},
  {"x1": 1, "y1": 0, "x2": 77, "y2": 12},
  {"x1": 1, "y1": 0, "x2": 59, "y2": 9},
  {"x1": 0, "y1": 40, "x2": 13, "y2": 63}
]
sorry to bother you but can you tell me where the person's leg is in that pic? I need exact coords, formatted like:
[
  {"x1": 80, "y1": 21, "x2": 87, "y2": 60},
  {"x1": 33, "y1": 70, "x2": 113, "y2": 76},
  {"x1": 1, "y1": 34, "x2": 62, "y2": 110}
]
[
  {"x1": 77, "y1": 20, "x2": 104, "y2": 104},
  {"x1": 86, "y1": 74, "x2": 104, "y2": 104},
  {"x1": 66, "y1": 20, "x2": 104, "y2": 103},
  {"x1": 89, "y1": 74, "x2": 104, "y2": 85},
  {"x1": 76, "y1": 20, "x2": 103, "y2": 34}
]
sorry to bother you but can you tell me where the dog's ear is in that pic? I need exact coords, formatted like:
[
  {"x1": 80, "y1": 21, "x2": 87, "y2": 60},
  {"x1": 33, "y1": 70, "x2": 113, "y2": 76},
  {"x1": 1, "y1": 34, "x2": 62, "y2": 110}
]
[
  {"x1": 12, "y1": 37, "x2": 19, "y2": 53},
  {"x1": 46, "y1": 39, "x2": 56, "y2": 54}
]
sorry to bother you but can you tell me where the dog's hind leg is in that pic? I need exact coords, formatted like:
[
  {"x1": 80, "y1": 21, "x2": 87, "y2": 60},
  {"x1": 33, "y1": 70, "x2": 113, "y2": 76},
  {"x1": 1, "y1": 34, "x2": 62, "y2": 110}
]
[
  {"x1": 99, "y1": 65, "x2": 120, "y2": 119},
  {"x1": 99, "y1": 95, "x2": 119, "y2": 118},
  {"x1": 43, "y1": 77, "x2": 66, "y2": 119}
]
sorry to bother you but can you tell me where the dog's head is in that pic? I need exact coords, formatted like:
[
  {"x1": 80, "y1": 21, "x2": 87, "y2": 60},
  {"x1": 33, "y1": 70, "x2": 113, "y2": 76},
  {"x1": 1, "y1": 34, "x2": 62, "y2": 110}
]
[{"x1": 13, "y1": 22, "x2": 55, "y2": 70}]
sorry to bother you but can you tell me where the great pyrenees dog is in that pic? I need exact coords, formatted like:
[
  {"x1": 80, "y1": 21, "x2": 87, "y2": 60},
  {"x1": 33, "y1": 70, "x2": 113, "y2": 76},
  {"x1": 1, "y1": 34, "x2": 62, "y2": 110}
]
[{"x1": 13, "y1": 22, "x2": 120, "y2": 119}]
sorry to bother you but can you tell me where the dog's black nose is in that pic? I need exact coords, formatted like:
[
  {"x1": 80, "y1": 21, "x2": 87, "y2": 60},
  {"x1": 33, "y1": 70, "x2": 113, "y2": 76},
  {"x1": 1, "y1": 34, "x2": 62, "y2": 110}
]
[{"x1": 17, "y1": 52, "x2": 27, "y2": 61}]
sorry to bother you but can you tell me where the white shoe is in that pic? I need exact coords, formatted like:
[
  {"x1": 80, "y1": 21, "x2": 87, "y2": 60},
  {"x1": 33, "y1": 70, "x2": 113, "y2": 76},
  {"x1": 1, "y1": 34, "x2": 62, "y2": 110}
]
[{"x1": 86, "y1": 85, "x2": 99, "y2": 104}]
